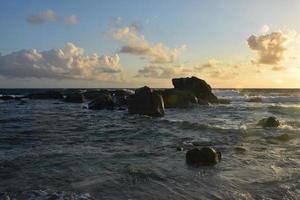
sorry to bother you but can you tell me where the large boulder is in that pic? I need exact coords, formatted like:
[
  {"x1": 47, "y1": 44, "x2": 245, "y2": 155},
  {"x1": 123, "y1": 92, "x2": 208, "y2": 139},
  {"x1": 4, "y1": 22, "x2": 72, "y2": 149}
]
[
  {"x1": 88, "y1": 94, "x2": 114, "y2": 110},
  {"x1": 172, "y1": 76, "x2": 218, "y2": 103},
  {"x1": 161, "y1": 89, "x2": 199, "y2": 108},
  {"x1": 258, "y1": 116, "x2": 280, "y2": 128},
  {"x1": 83, "y1": 89, "x2": 110, "y2": 100},
  {"x1": 27, "y1": 91, "x2": 63, "y2": 100},
  {"x1": 111, "y1": 89, "x2": 134, "y2": 107},
  {"x1": 128, "y1": 86, "x2": 165, "y2": 117},
  {"x1": 64, "y1": 93, "x2": 84, "y2": 103},
  {"x1": 186, "y1": 147, "x2": 221, "y2": 166}
]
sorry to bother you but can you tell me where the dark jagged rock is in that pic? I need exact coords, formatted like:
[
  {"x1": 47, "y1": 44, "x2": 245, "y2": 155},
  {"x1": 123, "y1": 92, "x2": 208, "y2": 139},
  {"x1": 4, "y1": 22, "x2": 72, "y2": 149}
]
[
  {"x1": 88, "y1": 94, "x2": 114, "y2": 110},
  {"x1": 172, "y1": 76, "x2": 218, "y2": 103},
  {"x1": 128, "y1": 86, "x2": 165, "y2": 117},
  {"x1": 64, "y1": 93, "x2": 84, "y2": 103},
  {"x1": 83, "y1": 89, "x2": 110, "y2": 100},
  {"x1": 186, "y1": 147, "x2": 221, "y2": 166},
  {"x1": 27, "y1": 91, "x2": 63, "y2": 100},
  {"x1": 258, "y1": 116, "x2": 280, "y2": 128},
  {"x1": 161, "y1": 89, "x2": 198, "y2": 108},
  {"x1": 112, "y1": 89, "x2": 134, "y2": 107}
]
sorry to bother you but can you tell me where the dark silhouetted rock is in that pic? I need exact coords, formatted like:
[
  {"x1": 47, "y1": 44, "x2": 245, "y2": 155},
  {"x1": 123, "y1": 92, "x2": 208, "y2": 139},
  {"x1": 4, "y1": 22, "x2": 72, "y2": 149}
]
[
  {"x1": 128, "y1": 86, "x2": 165, "y2": 117},
  {"x1": 83, "y1": 89, "x2": 110, "y2": 100},
  {"x1": 0, "y1": 95, "x2": 14, "y2": 100},
  {"x1": 186, "y1": 147, "x2": 221, "y2": 166},
  {"x1": 161, "y1": 89, "x2": 198, "y2": 108},
  {"x1": 64, "y1": 93, "x2": 84, "y2": 103},
  {"x1": 112, "y1": 89, "x2": 134, "y2": 107},
  {"x1": 258, "y1": 116, "x2": 280, "y2": 128},
  {"x1": 88, "y1": 94, "x2": 114, "y2": 110},
  {"x1": 27, "y1": 91, "x2": 63, "y2": 100},
  {"x1": 172, "y1": 76, "x2": 218, "y2": 103}
]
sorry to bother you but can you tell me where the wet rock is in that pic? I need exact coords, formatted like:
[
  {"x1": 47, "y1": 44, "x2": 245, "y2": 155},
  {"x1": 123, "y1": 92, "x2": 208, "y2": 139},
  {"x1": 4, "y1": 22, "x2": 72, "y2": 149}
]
[
  {"x1": 217, "y1": 98, "x2": 231, "y2": 104},
  {"x1": 0, "y1": 95, "x2": 15, "y2": 101},
  {"x1": 83, "y1": 89, "x2": 110, "y2": 100},
  {"x1": 64, "y1": 93, "x2": 84, "y2": 103},
  {"x1": 88, "y1": 94, "x2": 114, "y2": 110},
  {"x1": 234, "y1": 146, "x2": 247, "y2": 153},
  {"x1": 128, "y1": 86, "x2": 165, "y2": 117},
  {"x1": 258, "y1": 116, "x2": 280, "y2": 128},
  {"x1": 112, "y1": 89, "x2": 134, "y2": 107},
  {"x1": 247, "y1": 97, "x2": 263, "y2": 102},
  {"x1": 161, "y1": 89, "x2": 198, "y2": 108},
  {"x1": 172, "y1": 76, "x2": 218, "y2": 103},
  {"x1": 27, "y1": 91, "x2": 63, "y2": 100},
  {"x1": 176, "y1": 146, "x2": 184, "y2": 151},
  {"x1": 186, "y1": 147, "x2": 221, "y2": 166}
]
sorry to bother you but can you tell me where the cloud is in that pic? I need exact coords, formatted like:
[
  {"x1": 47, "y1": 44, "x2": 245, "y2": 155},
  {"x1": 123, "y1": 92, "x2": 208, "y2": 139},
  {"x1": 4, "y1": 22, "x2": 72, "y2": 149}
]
[
  {"x1": 111, "y1": 26, "x2": 186, "y2": 64},
  {"x1": 0, "y1": 43, "x2": 121, "y2": 80},
  {"x1": 272, "y1": 66, "x2": 286, "y2": 71},
  {"x1": 195, "y1": 59, "x2": 219, "y2": 71},
  {"x1": 26, "y1": 9, "x2": 59, "y2": 24},
  {"x1": 247, "y1": 32, "x2": 289, "y2": 65},
  {"x1": 65, "y1": 15, "x2": 79, "y2": 25},
  {"x1": 260, "y1": 25, "x2": 270, "y2": 33},
  {"x1": 136, "y1": 65, "x2": 184, "y2": 79}
]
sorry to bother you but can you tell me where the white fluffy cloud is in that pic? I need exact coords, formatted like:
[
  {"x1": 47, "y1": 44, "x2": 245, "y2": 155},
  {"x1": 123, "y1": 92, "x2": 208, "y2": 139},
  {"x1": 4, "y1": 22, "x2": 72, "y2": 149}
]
[
  {"x1": 0, "y1": 43, "x2": 121, "y2": 80},
  {"x1": 112, "y1": 26, "x2": 186, "y2": 64},
  {"x1": 26, "y1": 10, "x2": 59, "y2": 24},
  {"x1": 65, "y1": 15, "x2": 79, "y2": 25},
  {"x1": 247, "y1": 32, "x2": 289, "y2": 65}
]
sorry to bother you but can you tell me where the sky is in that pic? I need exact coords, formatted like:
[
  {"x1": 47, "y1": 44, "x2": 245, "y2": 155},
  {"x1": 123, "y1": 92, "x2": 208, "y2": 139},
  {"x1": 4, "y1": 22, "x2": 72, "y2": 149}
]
[{"x1": 1, "y1": 0, "x2": 300, "y2": 88}]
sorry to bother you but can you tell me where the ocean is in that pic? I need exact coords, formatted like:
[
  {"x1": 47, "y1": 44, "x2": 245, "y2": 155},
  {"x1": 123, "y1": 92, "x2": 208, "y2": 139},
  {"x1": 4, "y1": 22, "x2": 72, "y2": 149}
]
[{"x1": 0, "y1": 89, "x2": 299, "y2": 199}]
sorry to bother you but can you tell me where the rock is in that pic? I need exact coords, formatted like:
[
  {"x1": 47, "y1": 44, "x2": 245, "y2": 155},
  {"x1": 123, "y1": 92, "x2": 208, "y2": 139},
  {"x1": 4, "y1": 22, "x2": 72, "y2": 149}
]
[
  {"x1": 217, "y1": 98, "x2": 231, "y2": 104},
  {"x1": 0, "y1": 95, "x2": 14, "y2": 100},
  {"x1": 64, "y1": 93, "x2": 84, "y2": 103},
  {"x1": 172, "y1": 76, "x2": 218, "y2": 103},
  {"x1": 128, "y1": 86, "x2": 165, "y2": 117},
  {"x1": 247, "y1": 97, "x2": 263, "y2": 102},
  {"x1": 27, "y1": 91, "x2": 63, "y2": 100},
  {"x1": 111, "y1": 89, "x2": 134, "y2": 107},
  {"x1": 186, "y1": 147, "x2": 221, "y2": 166},
  {"x1": 83, "y1": 89, "x2": 110, "y2": 100},
  {"x1": 161, "y1": 89, "x2": 198, "y2": 108},
  {"x1": 88, "y1": 94, "x2": 114, "y2": 110},
  {"x1": 176, "y1": 146, "x2": 184, "y2": 151},
  {"x1": 258, "y1": 116, "x2": 280, "y2": 128}
]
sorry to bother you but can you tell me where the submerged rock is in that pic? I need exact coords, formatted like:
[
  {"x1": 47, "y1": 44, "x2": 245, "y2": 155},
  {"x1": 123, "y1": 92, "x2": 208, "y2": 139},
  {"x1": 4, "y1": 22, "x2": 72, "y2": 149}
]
[
  {"x1": 186, "y1": 147, "x2": 221, "y2": 166},
  {"x1": 161, "y1": 89, "x2": 198, "y2": 108},
  {"x1": 172, "y1": 76, "x2": 218, "y2": 103},
  {"x1": 258, "y1": 116, "x2": 280, "y2": 128},
  {"x1": 64, "y1": 93, "x2": 84, "y2": 103},
  {"x1": 27, "y1": 91, "x2": 63, "y2": 100},
  {"x1": 128, "y1": 86, "x2": 165, "y2": 117},
  {"x1": 88, "y1": 94, "x2": 114, "y2": 110}
]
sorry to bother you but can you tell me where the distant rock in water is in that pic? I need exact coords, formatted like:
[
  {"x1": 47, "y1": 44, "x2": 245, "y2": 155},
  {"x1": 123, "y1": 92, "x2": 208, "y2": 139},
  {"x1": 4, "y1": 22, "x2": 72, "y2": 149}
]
[
  {"x1": 112, "y1": 89, "x2": 134, "y2": 107},
  {"x1": 83, "y1": 90, "x2": 110, "y2": 100},
  {"x1": 27, "y1": 91, "x2": 63, "y2": 100},
  {"x1": 88, "y1": 94, "x2": 114, "y2": 110},
  {"x1": 172, "y1": 76, "x2": 218, "y2": 103},
  {"x1": 64, "y1": 93, "x2": 84, "y2": 103},
  {"x1": 186, "y1": 147, "x2": 221, "y2": 166},
  {"x1": 0, "y1": 95, "x2": 15, "y2": 100},
  {"x1": 247, "y1": 97, "x2": 263, "y2": 102},
  {"x1": 128, "y1": 86, "x2": 165, "y2": 117},
  {"x1": 161, "y1": 89, "x2": 199, "y2": 108},
  {"x1": 258, "y1": 116, "x2": 280, "y2": 128}
]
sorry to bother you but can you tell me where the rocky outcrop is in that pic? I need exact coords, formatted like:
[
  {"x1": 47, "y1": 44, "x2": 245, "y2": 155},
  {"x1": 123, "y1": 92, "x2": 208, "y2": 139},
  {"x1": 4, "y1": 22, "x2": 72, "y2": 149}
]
[
  {"x1": 64, "y1": 93, "x2": 84, "y2": 103},
  {"x1": 128, "y1": 86, "x2": 165, "y2": 117},
  {"x1": 161, "y1": 89, "x2": 199, "y2": 108},
  {"x1": 186, "y1": 147, "x2": 221, "y2": 166},
  {"x1": 258, "y1": 116, "x2": 280, "y2": 128},
  {"x1": 88, "y1": 94, "x2": 114, "y2": 110},
  {"x1": 172, "y1": 76, "x2": 218, "y2": 103},
  {"x1": 111, "y1": 89, "x2": 134, "y2": 107},
  {"x1": 83, "y1": 90, "x2": 110, "y2": 101},
  {"x1": 27, "y1": 91, "x2": 63, "y2": 100}
]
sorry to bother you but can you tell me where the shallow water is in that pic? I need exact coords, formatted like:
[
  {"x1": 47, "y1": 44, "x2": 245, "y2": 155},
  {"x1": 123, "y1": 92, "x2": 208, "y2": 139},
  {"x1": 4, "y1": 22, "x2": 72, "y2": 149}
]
[{"x1": 0, "y1": 89, "x2": 299, "y2": 199}]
